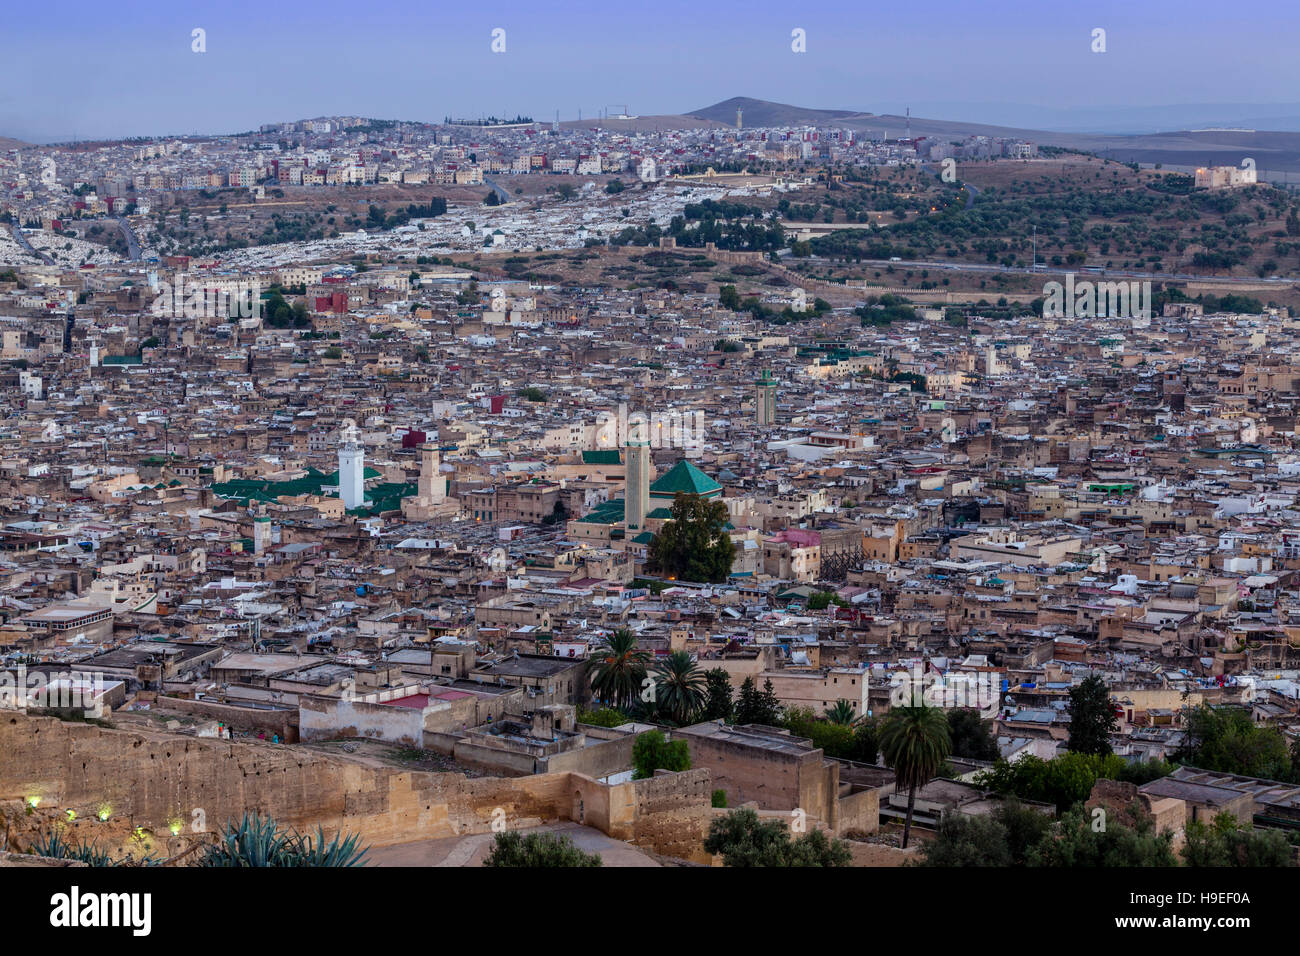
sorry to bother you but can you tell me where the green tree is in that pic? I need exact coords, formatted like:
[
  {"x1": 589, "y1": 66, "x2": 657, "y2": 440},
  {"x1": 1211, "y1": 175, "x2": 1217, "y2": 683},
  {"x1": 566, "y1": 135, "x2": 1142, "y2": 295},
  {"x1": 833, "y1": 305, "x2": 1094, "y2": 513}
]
[
  {"x1": 1067, "y1": 675, "x2": 1118, "y2": 755},
  {"x1": 576, "y1": 706, "x2": 629, "y2": 728},
  {"x1": 919, "y1": 800, "x2": 1053, "y2": 867},
  {"x1": 703, "y1": 809, "x2": 851, "y2": 867},
  {"x1": 1177, "y1": 705, "x2": 1294, "y2": 780},
  {"x1": 852, "y1": 719, "x2": 880, "y2": 764},
  {"x1": 825, "y1": 699, "x2": 859, "y2": 726},
  {"x1": 482, "y1": 831, "x2": 602, "y2": 867},
  {"x1": 587, "y1": 629, "x2": 649, "y2": 710},
  {"x1": 632, "y1": 729, "x2": 691, "y2": 779},
  {"x1": 653, "y1": 650, "x2": 707, "y2": 724},
  {"x1": 1027, "y1": 803, "x2": 1177, "y2": 867},
  {"x1": 879, "y1": 700, "x2": 951, "y2": 848},
  {"x1": 735, "y1": 676, "x2": 783, "y2": 726},
  {"x1": 947, "y1": 708, "x2": 1000, "y2": 761},
  {"x1": 918, "y1": 812, "x2": 1011, "y2": 866},
  {"x1": 703, "y1": 668, "x2": 734, "y2": 721},
  {"x1": 646, "y1": 493, "x2": 735, "y2": 583},
  {"x1": 975, "y1": 752, "x2": 1128, "y2": 813},
  {"x1": 1182, "y1": 812, "x2": 1294, "y2": 867}
]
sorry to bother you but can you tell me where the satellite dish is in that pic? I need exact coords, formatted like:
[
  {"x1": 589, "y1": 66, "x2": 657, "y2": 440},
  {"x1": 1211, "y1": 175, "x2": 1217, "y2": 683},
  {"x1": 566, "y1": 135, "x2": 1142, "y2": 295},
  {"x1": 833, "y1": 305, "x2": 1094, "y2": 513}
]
[{"x1": 1004, "y1": 694, "x2": 1016, "y2": 704}]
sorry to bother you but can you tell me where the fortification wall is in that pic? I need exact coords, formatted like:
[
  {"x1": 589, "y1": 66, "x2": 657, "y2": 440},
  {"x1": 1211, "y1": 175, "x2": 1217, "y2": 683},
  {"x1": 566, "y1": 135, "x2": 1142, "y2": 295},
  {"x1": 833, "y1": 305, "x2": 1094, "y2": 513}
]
[{"x1": 0, "y1": 713, "x2": 715, "y2": 858}]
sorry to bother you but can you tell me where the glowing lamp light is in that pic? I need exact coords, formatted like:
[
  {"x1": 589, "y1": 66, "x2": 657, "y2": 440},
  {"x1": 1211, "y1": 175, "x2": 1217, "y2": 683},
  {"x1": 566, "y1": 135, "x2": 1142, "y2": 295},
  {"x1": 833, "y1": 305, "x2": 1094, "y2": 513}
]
[
  {"x1": 97, "y1": 805, "x2": 112, "y2": 822},
  {"x1": 169, "y1": 820, "x2": 182, "y2": 837},
  {"x1": 26, "y1": 796, "x2": 40, "y2": 808},
  {"x1": 65, "y1": 809, "x2": 76, "y2": 821}
]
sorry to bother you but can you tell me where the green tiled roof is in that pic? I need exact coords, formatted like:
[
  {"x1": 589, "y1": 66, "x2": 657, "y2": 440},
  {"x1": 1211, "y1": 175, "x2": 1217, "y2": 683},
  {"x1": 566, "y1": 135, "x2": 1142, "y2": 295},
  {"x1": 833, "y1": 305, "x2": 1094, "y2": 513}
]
[
  {"x1": 631, "y1": 531, "x2": 655, "y2": 544},
  {"x1": 575, "y1": 498, "x2": 625, "y2": 525},
  {"x1": 581, "y1": 449, "x2": 622, "y2": 466},
  {"x1": 347, "y1": 481, "x2": 418, "y2": 517},
  {"x1": 647, "y1": 507, "x2": 673, "y2": 520},
  {"x1": 649, "y1": 460, "x2": 722, "y2": 499},
  {"x1": 212, "y1": 467, "x2": 332, "y2": 502}
]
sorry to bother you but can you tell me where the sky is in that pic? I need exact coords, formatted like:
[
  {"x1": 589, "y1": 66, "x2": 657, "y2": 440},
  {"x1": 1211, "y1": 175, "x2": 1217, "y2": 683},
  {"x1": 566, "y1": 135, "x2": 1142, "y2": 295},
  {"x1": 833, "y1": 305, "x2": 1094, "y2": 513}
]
[{"x1": 2, "y1": 0, "x2": 1299, "y2": 142}]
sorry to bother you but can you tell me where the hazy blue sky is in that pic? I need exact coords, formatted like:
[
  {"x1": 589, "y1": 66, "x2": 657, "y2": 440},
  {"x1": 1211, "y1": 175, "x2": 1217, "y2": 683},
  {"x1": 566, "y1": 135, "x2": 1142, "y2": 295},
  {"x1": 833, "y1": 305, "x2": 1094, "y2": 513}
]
[{"x1": 3, "y1": 0, "x2": 1299, "y2": 141}]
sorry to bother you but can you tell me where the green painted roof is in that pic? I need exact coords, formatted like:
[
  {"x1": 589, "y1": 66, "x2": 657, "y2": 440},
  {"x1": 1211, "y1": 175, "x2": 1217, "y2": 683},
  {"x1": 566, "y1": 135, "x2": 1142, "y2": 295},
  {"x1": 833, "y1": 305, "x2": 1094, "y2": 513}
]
[
  {"x1": 581, "y1": 449, "x2": 622, "y2": 466},
  {"x1": 346, "y1": 481, "x2": 418, "y2": 517},
  {"x1": 575, "y1": 499, "x2": 625, "y2": 525},
  {"x1": 646, "y1": 507, "x2": 673, "y2": 520},
  {"x1": 649, "y1": 460, "x2": 722, "y2": 499},
  {"x1": 212, "y1": 467, "x2": 332, "y2": 502},
  {"x1": 631, "y1": 531, "x2": 655, "y2": 544}
]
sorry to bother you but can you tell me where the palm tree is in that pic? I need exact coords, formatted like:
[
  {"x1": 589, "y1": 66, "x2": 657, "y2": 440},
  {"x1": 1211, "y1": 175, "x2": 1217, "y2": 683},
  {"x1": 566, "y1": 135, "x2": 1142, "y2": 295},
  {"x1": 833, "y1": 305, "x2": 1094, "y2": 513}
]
[
  {"x1": 825, "y1": 699, "x2": 859, "y2": 726},
  {"x1": 879, "y1": 700, "x2": 951, "y2": 849},
  {"x1": 653, "y1": 650, "x2": 707, "y2": 725},
  {"x1": 587, "y1": 629, "x2": 649, "y2": 710}
]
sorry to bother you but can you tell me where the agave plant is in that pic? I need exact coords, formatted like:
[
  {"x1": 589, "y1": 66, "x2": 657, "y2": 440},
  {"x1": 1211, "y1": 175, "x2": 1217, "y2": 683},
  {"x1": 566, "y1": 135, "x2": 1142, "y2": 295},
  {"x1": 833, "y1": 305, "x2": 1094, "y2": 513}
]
[
  {"x1": 293, "y1": 826, "x2": 370, "y2": 867},
  {"x1": 28, "y1": 827, "x2": 157, "y2": 866},
  {"x1": 30, "y1": 828, "x2": 114, "y2": 866},
  {"x1": 199, "y1": 813, "x2": 368, "y2": 867}
]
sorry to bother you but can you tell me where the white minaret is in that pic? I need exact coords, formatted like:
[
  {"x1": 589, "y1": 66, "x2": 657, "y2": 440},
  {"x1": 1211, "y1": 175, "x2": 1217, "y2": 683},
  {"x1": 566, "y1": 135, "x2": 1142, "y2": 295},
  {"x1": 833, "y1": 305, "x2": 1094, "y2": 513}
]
[
  {"x1": 419, "y1": 442, "x2": 444, "y2": 504},
  {"x1": 339, "y1": 419, "x2": 365, "y2": 509}
]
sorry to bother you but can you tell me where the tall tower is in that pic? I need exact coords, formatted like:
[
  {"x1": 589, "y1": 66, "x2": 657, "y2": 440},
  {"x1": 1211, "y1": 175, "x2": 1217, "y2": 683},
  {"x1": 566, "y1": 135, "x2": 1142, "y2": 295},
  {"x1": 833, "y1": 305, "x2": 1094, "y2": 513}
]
[
  {"x1": 624, "y1": 417, "x2": 651, "y2": 533},
  {"x1": 736, "y1": 108, "x2": 743, "y2": 131},
  {"x1": 253, "y1": 516, "x2": 271, "y2": 555},
  {"x1": 418, "y1": 442, "x2": 444, "y2": 504},
  {"x1": 338, "y1": 419, "x2": 365, "y2": 510},
  {"x1": 755, "y1": 369, "x2": 777, "y2": 426}
]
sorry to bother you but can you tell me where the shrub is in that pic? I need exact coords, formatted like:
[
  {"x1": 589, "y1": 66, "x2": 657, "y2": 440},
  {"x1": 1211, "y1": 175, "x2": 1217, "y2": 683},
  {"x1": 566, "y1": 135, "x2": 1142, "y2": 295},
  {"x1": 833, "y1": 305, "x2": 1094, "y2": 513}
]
[
  {"x1": 704, "y1": 809, "x2": 851, "y2": 867},
  {"x1": 632, "y1": 730, "x2": 691, "y2": 780},
  {"x1": 482, "y1": 831, "x2": 602, "y2": 867}
]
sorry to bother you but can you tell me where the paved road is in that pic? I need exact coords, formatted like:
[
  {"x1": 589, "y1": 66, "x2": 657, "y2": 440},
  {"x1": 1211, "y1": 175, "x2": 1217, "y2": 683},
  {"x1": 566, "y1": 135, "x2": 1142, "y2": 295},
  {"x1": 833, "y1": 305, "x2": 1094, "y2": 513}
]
[
  {"x1": 9, "y1": 225, "x2": 53, "y2": 265},
  {"x1": 482, "y1": 176, "x2": 512, "y2": 204},
  {"x1": 114, "y1": 216, "x2": 142, "y2": 260},
  {"x1": 367, "y1": 821, "x2": 663, "y2": 867},
  {"x1": 847, "y1": 255, "x2": 1295, "y2": 286}
]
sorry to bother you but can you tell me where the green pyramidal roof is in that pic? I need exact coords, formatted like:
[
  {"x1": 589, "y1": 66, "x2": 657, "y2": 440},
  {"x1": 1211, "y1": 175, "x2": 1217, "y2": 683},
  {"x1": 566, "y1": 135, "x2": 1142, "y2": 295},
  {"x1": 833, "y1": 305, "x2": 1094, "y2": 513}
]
[{"x1": 649, "y1": 460, "x2": 722, "y2": 499}]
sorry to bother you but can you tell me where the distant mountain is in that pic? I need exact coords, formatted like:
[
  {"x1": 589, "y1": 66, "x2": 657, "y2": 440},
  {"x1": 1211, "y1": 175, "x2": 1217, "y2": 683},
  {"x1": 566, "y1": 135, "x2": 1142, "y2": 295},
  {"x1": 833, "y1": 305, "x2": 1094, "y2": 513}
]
[
  {"x1": 678, "y1": 97, "x2": 1300, "y2": 175},
  {"x1": 0, "y1": 136, "x2": 29, "y2": 150},
  {"x1": 688, "y1": 97, "x2": 872, "y2": 128}
]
